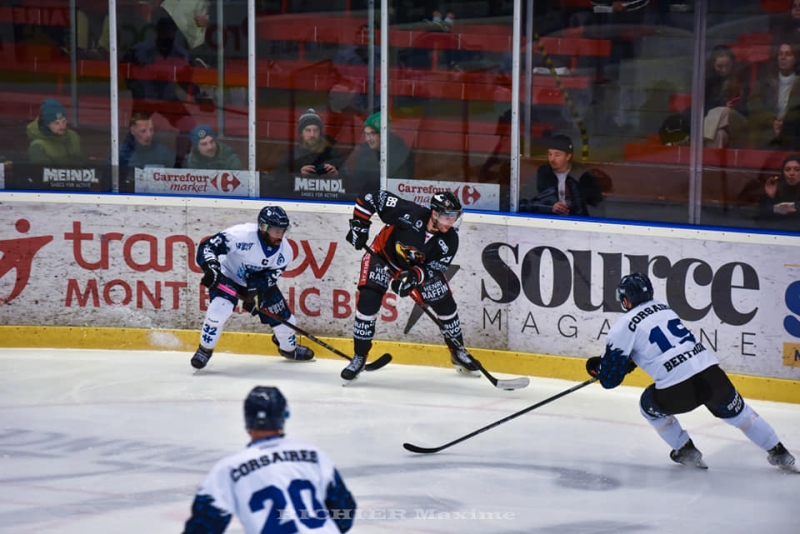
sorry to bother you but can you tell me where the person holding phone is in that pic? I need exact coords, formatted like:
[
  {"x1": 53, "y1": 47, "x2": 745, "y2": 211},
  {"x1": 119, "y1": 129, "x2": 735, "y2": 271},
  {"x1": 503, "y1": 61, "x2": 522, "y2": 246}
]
[{"x1": 758, "y1": 154, "x2": 800, "y2": 220}]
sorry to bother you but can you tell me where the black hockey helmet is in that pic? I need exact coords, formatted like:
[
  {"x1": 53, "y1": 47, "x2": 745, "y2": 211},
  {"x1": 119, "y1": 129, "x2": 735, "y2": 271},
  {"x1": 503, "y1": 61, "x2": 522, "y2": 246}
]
[
  {"x1": 244, "y1": 386, "x2": 289, "y2": 432},
  {"x1": 258, "y1": 206, "x2": 290, "y2": 233},
  {"x1": 616, "y1": 272, "x2": 654, "y2": 310},
  {"x1": 430, "y1": 192, "x2": 463, "y2": 231},
  {"x1": 430, "y1": 191, "x2": 462, "y2": 217}
]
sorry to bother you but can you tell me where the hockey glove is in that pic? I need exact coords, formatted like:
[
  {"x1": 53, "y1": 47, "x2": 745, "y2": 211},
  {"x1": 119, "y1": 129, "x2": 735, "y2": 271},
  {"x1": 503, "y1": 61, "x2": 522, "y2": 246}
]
[
  {"x1": 242, "y1": 288, "x2": 261, "y2": 316},
  {"x1": 346, "y1": 218, "x2": 371, "y2": 250},
  {"x1": 586, "y1": 356, "x2": 601, "y2": 378},
  {"x1": 391, "y1": 269, "x2": 420, "y2": 298},
  {"x1": 200, "y1": 259, "x2": 222, "y2": 289}
]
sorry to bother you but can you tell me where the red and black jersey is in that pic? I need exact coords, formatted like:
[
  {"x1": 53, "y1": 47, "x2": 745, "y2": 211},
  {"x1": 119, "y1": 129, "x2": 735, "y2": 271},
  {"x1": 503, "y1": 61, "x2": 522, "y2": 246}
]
[{"x1": 353, "y1": 190, "x2": 459, "y2": 283}]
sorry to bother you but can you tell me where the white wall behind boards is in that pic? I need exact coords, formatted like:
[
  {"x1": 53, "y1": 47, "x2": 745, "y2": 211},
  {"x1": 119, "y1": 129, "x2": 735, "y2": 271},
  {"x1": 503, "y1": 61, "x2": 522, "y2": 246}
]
[{"x1": 1, "y1": 193, "x2": 799, "y2": 381}]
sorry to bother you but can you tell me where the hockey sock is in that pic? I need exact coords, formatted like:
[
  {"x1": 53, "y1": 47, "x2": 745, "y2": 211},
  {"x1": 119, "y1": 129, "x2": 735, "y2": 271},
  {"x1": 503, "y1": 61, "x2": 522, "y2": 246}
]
[
  {"x1": 438, "y1": 312, "x2": 464, "y2": 349},
  {"x1": 272, "y1": 315, "x2": 298, "y2": 353},
  {"x1": 640, "y1": 408, "x2": 690, "y2": 451},
  {"x1": 353, "y1": 311, "x2": 376, "y2": 356},
  {"x1": 721, "y1": 403, "x2": 780, "y2": 451},
  {"x1": 200, "y1": 298, "x2": 234, "y2": 349}
]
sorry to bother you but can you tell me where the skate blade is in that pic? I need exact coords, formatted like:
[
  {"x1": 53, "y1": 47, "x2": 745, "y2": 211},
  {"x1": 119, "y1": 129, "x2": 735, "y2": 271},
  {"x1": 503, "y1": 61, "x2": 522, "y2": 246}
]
[{"x1": 454, "y1": 365, "x2": 481, "y2": 377}]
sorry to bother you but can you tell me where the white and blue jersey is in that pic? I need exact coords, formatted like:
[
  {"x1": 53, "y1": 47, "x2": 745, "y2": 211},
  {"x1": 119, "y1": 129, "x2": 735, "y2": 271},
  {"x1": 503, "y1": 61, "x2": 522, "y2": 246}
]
[
  {"x1": 600, "y1": 300, "x2": 718, "y2": 389},
  {"x1": 198, "y1": 223, "x2": 293, "y2": 291},
  {"x1": 183, "y1": 436, "x2": 356, "y2": 534}
]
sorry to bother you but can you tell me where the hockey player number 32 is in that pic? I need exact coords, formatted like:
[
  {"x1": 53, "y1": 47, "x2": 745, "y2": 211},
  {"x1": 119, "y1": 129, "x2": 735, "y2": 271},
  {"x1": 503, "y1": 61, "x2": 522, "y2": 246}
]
[
  {"x1": 648, "y1": 318, "x2": 697, "y2": 353},
  {"x1": 249, "y1": 479, "x2": 326, "y2": 533}
]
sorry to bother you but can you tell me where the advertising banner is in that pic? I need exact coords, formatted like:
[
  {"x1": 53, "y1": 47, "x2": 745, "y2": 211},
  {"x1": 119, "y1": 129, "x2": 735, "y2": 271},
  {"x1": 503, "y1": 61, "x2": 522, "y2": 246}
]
[
  {"x1": 387, "y1": 178, "x2": 500, "y2": 210},
  {"x1": 260, "y1": 172, "x2": 358, "y2": 202},
  {"x1": 1, "y1": 196, "x2": 799, "y2": 381},
  {"x1": 5, "y1": 164, "x2": 111, "y2": 192},
  {"x1": 135, "y1": 168, "x2": 253, "y2": 197}
]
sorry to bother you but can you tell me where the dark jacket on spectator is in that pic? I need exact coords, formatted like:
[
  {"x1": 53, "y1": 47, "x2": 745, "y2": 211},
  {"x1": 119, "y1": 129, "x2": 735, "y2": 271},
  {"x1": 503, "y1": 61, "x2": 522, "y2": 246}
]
[
  {"x1": 343, "y1": 132, "x2": 414, "y2": 195},
  {"x1": 119, "y1": 132, "x2": 176, "y2": 174},
  {"x1": 275, "y1": 142, "x2": 345, "y2": 176},
  {"x1": 758, "y1": 176, "x2": 800, "y2": 220},
  {"x1": 520, "y1": 164, "x2": 603, "y2": 216}
]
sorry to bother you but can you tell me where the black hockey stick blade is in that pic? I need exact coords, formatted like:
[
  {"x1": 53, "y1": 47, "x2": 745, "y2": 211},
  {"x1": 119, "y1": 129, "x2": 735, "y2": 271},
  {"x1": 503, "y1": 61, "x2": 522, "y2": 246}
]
[
  {"x1": 234, "y1": 289, "x2": 392, "y2": 372},
  {"x1": 403, "y1": 377, "x2": 598, "y2": 454},
  {"x1": 365, "y1": 353, "x2": 393, "y2": 371}
]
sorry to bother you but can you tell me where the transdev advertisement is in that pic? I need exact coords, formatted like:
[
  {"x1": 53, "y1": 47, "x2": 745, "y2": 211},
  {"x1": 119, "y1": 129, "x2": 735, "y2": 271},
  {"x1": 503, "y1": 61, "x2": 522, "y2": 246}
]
[{"x1": 1, "y1": 199, "x2": 799, "y2": 380}]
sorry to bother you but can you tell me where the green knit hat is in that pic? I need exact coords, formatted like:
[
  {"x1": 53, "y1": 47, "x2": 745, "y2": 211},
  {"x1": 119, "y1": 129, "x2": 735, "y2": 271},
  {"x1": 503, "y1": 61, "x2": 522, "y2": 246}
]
[{"x1": 364, "y1": 112, "x2": 389, "y2": 132}]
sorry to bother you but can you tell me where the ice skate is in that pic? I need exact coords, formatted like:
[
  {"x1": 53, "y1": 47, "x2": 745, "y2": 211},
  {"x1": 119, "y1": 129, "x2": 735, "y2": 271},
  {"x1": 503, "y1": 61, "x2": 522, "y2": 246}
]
[
  {"x1": 191, "y1": 345, "x2": 214, "y2": 370},
  {"x1": 341, "y1": 354, "x2": 367, "y2": 384},
  {"x1": 450, "y1": 347, "x2": 481, "y2": 377},
  {"x1": 767, "y1": 442, "x2": 798, "y2": 473},
  {"x1": 669, "y1": 439, "x2": 708, "y2": 469},
  {"x1": 271, "y1": 335, "x2": 315, "y2": 361}
]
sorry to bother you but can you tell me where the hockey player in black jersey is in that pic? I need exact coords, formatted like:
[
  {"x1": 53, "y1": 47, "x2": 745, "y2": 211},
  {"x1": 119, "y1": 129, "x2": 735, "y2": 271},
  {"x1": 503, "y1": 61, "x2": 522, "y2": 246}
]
[{"x1": 342, "y1": 190, "x2": 480, "y2": 383}]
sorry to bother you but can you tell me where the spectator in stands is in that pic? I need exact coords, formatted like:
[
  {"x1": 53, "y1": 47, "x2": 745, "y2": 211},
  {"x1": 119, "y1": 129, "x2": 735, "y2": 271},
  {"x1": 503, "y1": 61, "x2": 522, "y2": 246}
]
[
  {"x1": 26, "y1": 99, "x2": 84, "y2": 166},
  {"x1": 119, "y1": 111, "x2": 177, "y2": 191},
  {"x1": 343, "y1": 112, "x2": 415, "y2": 195},
  {"x1": 586, "y1": 0, "x2": 650, "y2": 130},
  {"x1": 703, "y1": 45, "x2": 749, "y2": 148},
  {"x1": 758, "y1": 154, "x2": 800, "y2": 220},
  {"x1": 122, "y1": 15, "x2": 209, "y2": 167},
  {"x1": 154, "y1": 0, "x2": 210, "y2": 54},
  {"x1": 274, "y1": 109, "x2": 345, "y2": 178},
  {"x1": 771, "y1": 0, "x2": 800, "y2": 45},
  {"x1": 185, "y1": 125, "x2": 242, "y2": 170},
  {"x1": 747, "y1": 41, "x2": 800, "y2": 149},
  {"x1": 519, "y1": 134, "x2": 603, "y2": 216}
]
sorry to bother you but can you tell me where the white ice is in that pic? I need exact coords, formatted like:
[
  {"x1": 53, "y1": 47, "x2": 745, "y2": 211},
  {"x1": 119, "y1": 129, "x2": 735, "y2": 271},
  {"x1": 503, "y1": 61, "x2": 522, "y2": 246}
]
[{"x1": 0, "y1": 348, "x2": 798, "y2": 534}]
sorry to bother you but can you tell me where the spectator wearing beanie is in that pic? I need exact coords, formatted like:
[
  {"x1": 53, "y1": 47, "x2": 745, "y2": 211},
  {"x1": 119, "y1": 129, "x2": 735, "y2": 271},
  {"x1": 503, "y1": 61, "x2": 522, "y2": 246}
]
[
  {"x1": 27, "y1": 99, "x2": 84, "y2": 166},
  {"x1": 274, "y1": 108, "x2": 345, "y2": 178},
  {"x1": 519, "y1": 134, "x2": 603, "y2": 217},
  {"x1": 185, "y1": 124, "x2": 243, "y2": 170},
  {"x1": 342, "y1": 111, "x2": 414, "y2": 195}
]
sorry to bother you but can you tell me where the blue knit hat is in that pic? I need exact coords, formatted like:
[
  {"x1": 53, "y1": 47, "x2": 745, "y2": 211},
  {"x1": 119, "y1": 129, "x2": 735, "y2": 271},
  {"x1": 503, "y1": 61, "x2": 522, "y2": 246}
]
[
  {"x1": 40, "y1": 99, "x2": 67, "y2": 125},
  {"x1": 190, "y1": 124, "x2": 216, "y2": 148}
]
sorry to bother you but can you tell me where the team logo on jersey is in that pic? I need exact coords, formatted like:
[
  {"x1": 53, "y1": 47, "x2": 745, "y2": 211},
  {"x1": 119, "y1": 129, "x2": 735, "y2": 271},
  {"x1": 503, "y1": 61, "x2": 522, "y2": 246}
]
[
  {"x1": 277, "y1": 253, "x2": 285, "y2": 265},
  {"x1": 236, "y1": 242, "x2": 254, "y2": 251},
  {"x1": 438, "y1": 239, "x2": 449, "y2": 254},
  {"x1": 395, "y1": 242, "x2": 425, "y2": 264}
]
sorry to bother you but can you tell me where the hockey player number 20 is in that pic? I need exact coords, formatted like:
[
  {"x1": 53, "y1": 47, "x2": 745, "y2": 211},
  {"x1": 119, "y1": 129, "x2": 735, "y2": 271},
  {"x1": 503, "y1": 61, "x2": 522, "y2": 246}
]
[
  {"x1": 249, "y1": 479, "x2": 327, "y2": 533},
  {"x1": 648, "y1": 318, "x2": 697, "y2": 353}
]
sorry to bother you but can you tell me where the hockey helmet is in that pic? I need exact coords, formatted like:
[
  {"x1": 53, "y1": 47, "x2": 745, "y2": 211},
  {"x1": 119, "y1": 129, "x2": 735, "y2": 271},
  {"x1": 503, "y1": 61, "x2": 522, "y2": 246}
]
[
  {"x1": 244, "y1": 386, "x2": 290, "y2": 432},
  {"x1": 616, "y1": 272, "x2": 654, "y2": 310}
]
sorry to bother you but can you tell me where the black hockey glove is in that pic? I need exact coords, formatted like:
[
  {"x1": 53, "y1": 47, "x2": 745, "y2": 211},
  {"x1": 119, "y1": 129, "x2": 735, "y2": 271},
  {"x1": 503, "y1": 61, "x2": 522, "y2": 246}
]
[
  {"x1": 586, "y1": 356, "x2": 601, "y2": 378},
  {"x1": 242, "y1": 288, "x2": 261, "y2": 316},
  {"x1": 391, "y1": 269, "x2": 420, "y2": 298},
  {"x1": 200, "y1": 259, "x2": 222, "y2": 289},
  {"x1": 346, "y1": 218, "x2": 371, "y2": 250},
  {"x1": 586, "y1": 355, "x2": 636, "y2": 378}
]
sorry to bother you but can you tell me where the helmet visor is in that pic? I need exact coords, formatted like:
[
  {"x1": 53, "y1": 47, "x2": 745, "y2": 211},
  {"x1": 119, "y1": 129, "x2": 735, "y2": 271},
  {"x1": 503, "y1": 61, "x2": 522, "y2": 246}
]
[{"x1": 259, "y1": 222, "x2": 289, "y2": 237}]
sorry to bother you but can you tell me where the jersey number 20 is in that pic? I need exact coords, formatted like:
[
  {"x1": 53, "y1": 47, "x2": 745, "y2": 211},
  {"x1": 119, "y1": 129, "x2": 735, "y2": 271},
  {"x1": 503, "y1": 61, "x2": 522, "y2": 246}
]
[{"x1": 249, "y1": 479, "x2": 326, "y2": 533}]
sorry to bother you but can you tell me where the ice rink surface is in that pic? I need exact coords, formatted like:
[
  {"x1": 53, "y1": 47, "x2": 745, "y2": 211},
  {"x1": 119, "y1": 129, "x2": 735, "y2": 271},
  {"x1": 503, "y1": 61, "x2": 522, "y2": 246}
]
[{"x1": 1, "y1": 347, "x2": 798, "y2": 534}]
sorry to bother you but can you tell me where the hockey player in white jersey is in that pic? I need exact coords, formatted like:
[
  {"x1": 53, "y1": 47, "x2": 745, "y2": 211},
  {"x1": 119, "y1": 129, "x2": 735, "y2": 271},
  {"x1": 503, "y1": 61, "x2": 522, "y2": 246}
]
[
  {"x1": 586, "y1": 272, "x2": 796, "y2": 472},
  {"x1": 182, "y1": 386, "x2": 357, "y2": 534},
  {"x1": 191, "y1": 206, "x2": 314, "y2": 369}
]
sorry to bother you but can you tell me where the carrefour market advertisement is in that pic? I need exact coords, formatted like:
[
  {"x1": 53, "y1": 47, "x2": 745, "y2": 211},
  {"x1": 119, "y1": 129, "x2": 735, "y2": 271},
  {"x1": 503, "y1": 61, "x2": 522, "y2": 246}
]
[{"x1": 0, "y1": 194, "x2": 798, "y2": 381}]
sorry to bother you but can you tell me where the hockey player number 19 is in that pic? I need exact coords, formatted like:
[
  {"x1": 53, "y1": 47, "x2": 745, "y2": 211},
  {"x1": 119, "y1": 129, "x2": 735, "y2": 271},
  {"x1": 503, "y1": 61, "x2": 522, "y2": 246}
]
[
  {"x1": 249, "y1": 479, "x2": 326, "y2": 533},
  {"x1": 648, "y1": 318, "x2": 697, "y2": 353}
]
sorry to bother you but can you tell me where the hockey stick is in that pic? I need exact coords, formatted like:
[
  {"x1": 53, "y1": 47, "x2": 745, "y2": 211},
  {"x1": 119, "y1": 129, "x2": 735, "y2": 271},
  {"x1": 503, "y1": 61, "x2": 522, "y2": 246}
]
[
  {"x1": 403, "y1": 377, "x2": 598, "y2": 454},
  {"x1": 411, "y1": 300, "x2": 529, "y2": 390},
  {"x1": 260, "y1": 308, "x2": 392, "y2": 372},
  {"x1": 217, "y1": 283, "x2": 392, "y2": 371},
  {"x1": 364, "y1": 248, "x2": 529, "y2": 390}
]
